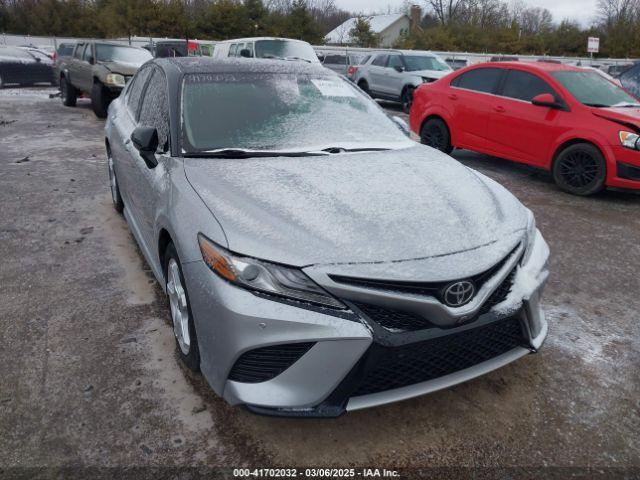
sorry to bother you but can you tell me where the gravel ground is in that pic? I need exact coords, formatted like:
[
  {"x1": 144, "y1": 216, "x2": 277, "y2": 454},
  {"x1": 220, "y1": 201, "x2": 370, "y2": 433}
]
[{"x1": 1, "y1": 89, "x2": 639, "y2": 478}]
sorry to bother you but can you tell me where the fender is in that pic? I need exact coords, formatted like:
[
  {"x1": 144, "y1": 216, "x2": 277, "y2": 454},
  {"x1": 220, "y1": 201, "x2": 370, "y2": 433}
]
[{"x1": 547, "y1": 129, "x2": 614, "y2": 171}]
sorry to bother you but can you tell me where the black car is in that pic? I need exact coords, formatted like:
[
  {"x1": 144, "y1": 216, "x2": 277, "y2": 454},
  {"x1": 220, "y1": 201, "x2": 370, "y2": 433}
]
[{"x1": 0, "y1": 46, "x2": 55, "y2": 87}]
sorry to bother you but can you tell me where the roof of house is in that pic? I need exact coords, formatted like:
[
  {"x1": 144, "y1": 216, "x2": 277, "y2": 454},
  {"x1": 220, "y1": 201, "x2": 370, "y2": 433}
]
[{"x1": 324, "y1": 14, "x2": 408, "y2": 44}]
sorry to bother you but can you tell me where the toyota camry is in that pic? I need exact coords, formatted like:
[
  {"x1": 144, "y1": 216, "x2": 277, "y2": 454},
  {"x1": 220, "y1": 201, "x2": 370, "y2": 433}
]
[{"x1": 105, "y1": 57, "x2": 550, "y2": 417}]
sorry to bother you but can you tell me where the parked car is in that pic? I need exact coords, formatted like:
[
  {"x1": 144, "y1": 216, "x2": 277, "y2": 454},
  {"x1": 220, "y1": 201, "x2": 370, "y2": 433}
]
[
  {"x1": 213, "y1": 37, "x2": 320, "y2": 63},
  {"x1": 105, "y1": 57, "x2": 549, "y2": 416},
  {"x1": 445, "y1": 57, "x2": 468, "y2": 70},
  {"x1": 59, "y1": 41, "x2": 152, "y2": 118},
  {"x1": 354, "y1": 50, "x2": 453, "y2": 113},
  {"x1": 144, "y1": 40, "x2": 202, "y2": 58},
  {"x1": 321, "y1": 52, "x2": 365, "y2": 76},
  {"x1": 580, "y1": 66, "x2": 622, "y2": 86},
  {"x1": 410, "y1": 61, "x2": 640, "y2": 195},
  {"x1": 346, "y1": 54, "x2": 371, "y2": 82},
  {"x1": 0, "y1": 45, "x2": 56, "y2": 87},
  {"x1": 607, "y1": 63, "x2": 633, "y2": 77},
  {"x1": 618, "y1": 62, "x2": 640, "y2": 98},
  {"x1": 53, "y1": 42, "x2": 76, "y2": 79}
]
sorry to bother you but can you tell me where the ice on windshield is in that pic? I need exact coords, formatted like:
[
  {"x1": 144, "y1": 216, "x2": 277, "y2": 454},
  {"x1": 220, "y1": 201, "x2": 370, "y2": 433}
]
[
  {"x1": 95, "y1": 44, "x2": 152, "y2": 65},
  {"x1": 404, "y1": 55, "x2": 450, "y2": 72},
  {"x1": 254, "y1": 40, "x2": 318, "y2": 63},
  {"x1": 181, "y1": 73, "x2": 411, "y2": 153}
]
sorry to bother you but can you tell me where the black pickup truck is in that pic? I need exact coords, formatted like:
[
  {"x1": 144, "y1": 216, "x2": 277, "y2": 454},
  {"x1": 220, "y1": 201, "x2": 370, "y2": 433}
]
[{"x1": 59, "y1": 41, "x2": 152, "y2": 118}]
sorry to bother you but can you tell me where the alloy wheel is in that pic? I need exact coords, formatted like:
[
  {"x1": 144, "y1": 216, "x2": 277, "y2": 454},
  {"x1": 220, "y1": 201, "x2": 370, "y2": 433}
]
[
  {"x1": 422, "y1": 125, "x2": 445, "y2": 150},
  {"x1": 167, "y1": 258, "x2": 191, "y2": 355},
  {"x1": 557, "y1": 150, "x2": 600, "y2": 189}
]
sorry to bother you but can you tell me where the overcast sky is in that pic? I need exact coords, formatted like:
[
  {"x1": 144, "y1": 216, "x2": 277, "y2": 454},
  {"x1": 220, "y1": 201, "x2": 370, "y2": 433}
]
[{"x1": 333, "y1": 0, "x2": 598, "y2": 27}]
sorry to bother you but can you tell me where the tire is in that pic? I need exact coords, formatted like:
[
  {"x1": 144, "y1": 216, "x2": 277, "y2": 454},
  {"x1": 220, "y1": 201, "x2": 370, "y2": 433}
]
[
  {"x1": 91, "y1": 82, "x2": 109, "y2": 118},
  {"x1": 107, "y1": 146, "x2": 124, "y2": 213},
  {"x1": 552, "y1": 143, "x2": 606, "y2": 196},
  {"x1": 164, "y1": 243, "x2": 201, "y2": 371},
  {"x1": 0, "y1": 74, "x2": 4, "y2": 89},
  {"x1": 420, "y1": 118, "x2": 453, "y2": 154},
  {"x1": 60, "y1": 75, "x2": 77, "y2": 107},
  {"x1": 401, "y1": 86, "x2": 414, "y2": 114},
  {"x1": 358, "y1": 80, "x2": 370, "y2": 96}
]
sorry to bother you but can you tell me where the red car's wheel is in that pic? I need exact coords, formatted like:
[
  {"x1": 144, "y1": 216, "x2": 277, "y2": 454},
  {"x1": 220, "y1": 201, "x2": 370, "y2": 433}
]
[
  {"x1": 552, "y1": 143, "x2": 607, "y2": 196},
  {"x1": 420, "y1": 118, "x2": 453, "y2": 154}
]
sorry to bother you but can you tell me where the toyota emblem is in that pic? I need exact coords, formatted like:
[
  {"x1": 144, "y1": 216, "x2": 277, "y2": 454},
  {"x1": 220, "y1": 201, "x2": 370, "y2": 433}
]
[{"x1": 443, "y1": 280, "x2": 475, "y2": 307}]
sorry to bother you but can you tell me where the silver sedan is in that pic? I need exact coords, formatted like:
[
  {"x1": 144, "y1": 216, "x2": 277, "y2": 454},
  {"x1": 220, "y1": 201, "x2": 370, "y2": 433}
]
[{"x1": 105, "y1": 57, "x2": 550, "y2": 417}]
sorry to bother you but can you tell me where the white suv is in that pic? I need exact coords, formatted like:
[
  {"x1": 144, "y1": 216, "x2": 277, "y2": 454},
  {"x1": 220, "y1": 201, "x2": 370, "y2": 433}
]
[{"x1": 354, "y1": 50, "x2": 453, "y2": 112}]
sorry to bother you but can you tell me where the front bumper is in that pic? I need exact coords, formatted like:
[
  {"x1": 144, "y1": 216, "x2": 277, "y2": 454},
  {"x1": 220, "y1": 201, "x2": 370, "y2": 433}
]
[
  {"x1": 607, "y1": 145, "x2": 640, "y2": 190},
  {"x1": 183, "y1": 232, "x2": 550, "y2": 417}
]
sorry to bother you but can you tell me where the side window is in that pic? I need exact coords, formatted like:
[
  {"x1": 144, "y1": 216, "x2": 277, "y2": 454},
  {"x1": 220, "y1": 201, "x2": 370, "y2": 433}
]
[
  {"x1": 452, "y1": 68, "x2": 502, "y2": 94},
  {"x1": 372, "y1": 54, "x2": 388, "y2": 67},
  {"x1": 74, "y1": 43, "x2": 85, "y2": 59},
  {"x1": 139, "y1": 69, "x2": 170, "y2": 152},
  {"x1": 387, "y1": 55, "x2": 403, "y2": 70},
  {"x1": 501, "y1": 70, "x2": 556, "y2": 102},
  {"x1": 126, "y1": 67, "x2": 152, "y2": 120},
  {"x1": 229, "y1": 44, "x2": 237, "y2": 57},
  {"x1": 244, "y1": 42, "x2": 254, "y2": 57},
  {"x1": 82, "y1": 44, "x2": 92, "y2": 62}
]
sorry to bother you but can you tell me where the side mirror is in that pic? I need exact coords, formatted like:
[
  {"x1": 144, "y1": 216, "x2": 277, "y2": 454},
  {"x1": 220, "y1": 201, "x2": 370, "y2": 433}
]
[
  {"x1": 393, "y1": 65, "x2": 405, "y2": 73},
  {"x1": 131, "y1": 126, "x2": 159, "y2": 168},
  {"x1": 532, "y1": 93, "x2": 559, "y2": 108},
  {"x1": 240, "y1": 48, "x2": 252, "y2": 58},
  {"x1": 88, "y1": 56, "x2": 95, "y2": 65},
  {"x1": 391, "y1": 115, "x2": 410, "y2": 136}
]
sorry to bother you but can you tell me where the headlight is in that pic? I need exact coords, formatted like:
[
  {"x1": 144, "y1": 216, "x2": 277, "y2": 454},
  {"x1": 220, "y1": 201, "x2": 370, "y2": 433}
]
[
  {"x1": 619, "y1": 131, "x2": 640, "y2": 150},
  {"x1": 521, "y1": 210, "x2": 536, "y2": 266},
  {"x1": 105, "y1": 73, "x2": 126, "y2": 87},
  {"x1": 198, "y1": 234, "x2": 345, "y2": 309}
]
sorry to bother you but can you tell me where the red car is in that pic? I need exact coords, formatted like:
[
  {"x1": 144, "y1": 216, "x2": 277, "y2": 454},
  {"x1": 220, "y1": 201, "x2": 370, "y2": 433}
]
[{"x1": 410, "y1": 61, "x2": 640, "y2": 195}]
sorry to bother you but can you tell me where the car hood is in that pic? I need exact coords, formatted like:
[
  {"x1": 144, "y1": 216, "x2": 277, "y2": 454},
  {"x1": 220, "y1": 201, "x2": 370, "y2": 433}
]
[
  {"x1": 184, "y1": 145, "x2": 528, "y2": 270},
  {"x1": 592, "y1": 106, "x2": 640, "y2": 128},
  {"x1": 408, "y1": 69, "x2": 451, "y2": 80},
  {"x1": 99, "y1": 61, "x2": 143, "y2": 75}
]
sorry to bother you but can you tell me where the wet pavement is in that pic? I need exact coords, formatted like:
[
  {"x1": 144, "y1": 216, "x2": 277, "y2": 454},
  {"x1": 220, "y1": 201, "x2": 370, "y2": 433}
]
[{"x1": 1, "y1": 90, "x2": 639, "y2": 477}]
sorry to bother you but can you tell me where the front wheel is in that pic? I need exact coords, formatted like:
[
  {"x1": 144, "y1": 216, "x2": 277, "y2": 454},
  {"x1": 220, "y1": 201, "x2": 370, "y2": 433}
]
[
  {"x1": 165, "y1": 243, "x2": 200, "y2": 371},
  {"x1": 61, "y1": 76, "x2": 77, "y2": 107},
  {"x1": 401, "y1": 87, "x2": 414, "y2": 114},
  {"x1": 552, "y1": 143, "x2": 606, "y2": 196},
  {"x1": 357, "y1": 80, "x2": 370, "y2": 96},
  {"x1": 420, "y1": 118, "x2": 453, "y2": 154},
  {"x1": 107, "y1": 147, "x2": 124, "y2": 213},
  {"x1": 91, "y1": 82, "x2": 110, "y2": 118}
]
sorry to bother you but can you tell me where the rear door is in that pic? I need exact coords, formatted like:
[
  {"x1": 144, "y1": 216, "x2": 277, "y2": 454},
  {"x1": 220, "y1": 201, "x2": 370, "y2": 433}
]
[
  {"x1": 449, "y1": 67, "x2": 504, "y2": 149},
  {"x1": 487, "y1": 69, "x2": 565, "y2": 165}
]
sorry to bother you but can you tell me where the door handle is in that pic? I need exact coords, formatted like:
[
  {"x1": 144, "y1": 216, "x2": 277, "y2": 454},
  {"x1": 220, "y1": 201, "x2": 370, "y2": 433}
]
[
  {"x1": 494, "y1": 105, "x2": 506, "y2": 113},
  {"x1": 448, "y1": 94, "x2": 458, "y2": 100}
]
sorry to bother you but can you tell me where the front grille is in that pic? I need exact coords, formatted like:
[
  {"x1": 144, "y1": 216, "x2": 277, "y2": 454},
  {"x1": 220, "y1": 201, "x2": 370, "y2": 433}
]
[
  {"x1": 330, "y1": 244, "x2": 520, "y2": 306},
  {"x1": 479, "y1": 267, "x2": 517, "y2": 315},
  {"x1": 228, "y1": 342, "x2": 315, "y2": 383},
  {"x1": 353, "y1": 302, "x2": 434, "y2": 331},
  {"x1": 352, "y1": 317, "x2": 525, "y2": 396}
]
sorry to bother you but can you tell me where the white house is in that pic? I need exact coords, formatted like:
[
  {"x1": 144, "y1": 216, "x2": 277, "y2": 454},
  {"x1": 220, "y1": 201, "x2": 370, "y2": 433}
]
[{"x1": 324, "y1": 13, "x2": 411, "y2": 47}]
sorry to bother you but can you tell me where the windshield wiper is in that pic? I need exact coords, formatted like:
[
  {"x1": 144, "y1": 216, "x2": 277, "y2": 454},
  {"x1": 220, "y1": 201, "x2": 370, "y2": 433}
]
[
  {"x1": 319, "y1": 147, "x2": 392, "y2": 154},
  {"x1": 183, "y1": 148, "x2": 330, "y2": 159}
]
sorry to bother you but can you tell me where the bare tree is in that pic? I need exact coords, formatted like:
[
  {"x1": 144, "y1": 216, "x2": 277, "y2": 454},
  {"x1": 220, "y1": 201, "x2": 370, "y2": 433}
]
[{"x1": 425, "y1": 0, "x2": 471, "y2": 25}]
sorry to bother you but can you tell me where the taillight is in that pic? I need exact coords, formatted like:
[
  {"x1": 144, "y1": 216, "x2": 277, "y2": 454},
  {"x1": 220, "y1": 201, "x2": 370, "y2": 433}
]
[
  {"x1": 347, "y1": 66, "x2": 358, "y2": 76},
  {"x1": 52, "y1": 52, "x2": 56, "y2": 61}
]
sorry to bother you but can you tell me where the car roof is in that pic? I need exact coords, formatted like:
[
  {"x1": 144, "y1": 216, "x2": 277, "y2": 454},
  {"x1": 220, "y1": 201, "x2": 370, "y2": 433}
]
[
  {"x1": 480, "y1": 61, "x2": 584, "y2": 72},
  {"x1": 155, "y1": 57, "x2": 330, "y2": 75},
  {"x1": 216, "y1": 37, "x2": 308, "y2": 44}
]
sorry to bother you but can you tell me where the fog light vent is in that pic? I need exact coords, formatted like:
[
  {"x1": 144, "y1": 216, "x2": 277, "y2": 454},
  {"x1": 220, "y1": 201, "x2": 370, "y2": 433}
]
[{"x1": 228, "y1": 342, "x2": 315, "y2": 383}]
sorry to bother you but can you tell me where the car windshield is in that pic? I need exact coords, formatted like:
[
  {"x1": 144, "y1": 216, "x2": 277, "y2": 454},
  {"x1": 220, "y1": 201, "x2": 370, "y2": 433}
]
[
  {"x1": 181, "y1": 73, "x2": 410, "y2": 154},
  {"x1": 95, "y1": 44, "x2": 152, "y2": 65},
  {"x1": 404, "y1": 55, "x2": 450, "y2": 72},
  {"x1": 552, "y1": 71, "x2": 639, "y2": 107},
  {"x1": 254, "y1": 40, "x2": 317, "y2": 63}
]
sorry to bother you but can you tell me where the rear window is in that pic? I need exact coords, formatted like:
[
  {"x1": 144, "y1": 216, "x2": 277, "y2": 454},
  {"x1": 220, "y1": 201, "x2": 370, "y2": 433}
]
[
  {"x1": 57, "y1": 44, "x2": 75, "y2": 56},
  {"x1": 452, "y1": 68, "x2": 502, "y2": 93},
  {"x1": 254, "y1": 40, "x2": 317, "y2": 63},
  {"x1": 501, "y1": 70, "x2": 556, "y2": 102},
  {"x1": 324, "y1": 55, "x2": 347, "y2": 65}
]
